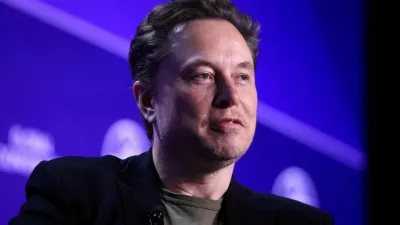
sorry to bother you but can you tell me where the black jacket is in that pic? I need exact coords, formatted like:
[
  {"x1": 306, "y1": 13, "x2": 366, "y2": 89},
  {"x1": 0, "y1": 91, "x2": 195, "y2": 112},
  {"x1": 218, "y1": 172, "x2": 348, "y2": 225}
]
[{"x1": 9, "y1": 150, "x2": 334, "y2": 225}]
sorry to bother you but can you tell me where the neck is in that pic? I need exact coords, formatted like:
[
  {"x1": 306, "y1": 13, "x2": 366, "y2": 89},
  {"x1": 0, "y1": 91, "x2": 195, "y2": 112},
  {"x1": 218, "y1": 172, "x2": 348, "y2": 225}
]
[{"x1": 152, "y1": 140, "x2": 235, "y2": 200}]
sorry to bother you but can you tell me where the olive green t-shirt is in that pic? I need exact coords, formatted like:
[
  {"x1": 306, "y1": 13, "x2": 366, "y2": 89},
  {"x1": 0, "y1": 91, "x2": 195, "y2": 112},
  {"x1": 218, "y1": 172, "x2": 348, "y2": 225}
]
[{"x1": 160, "y1": 188, "x2": 223, "y2": 225}]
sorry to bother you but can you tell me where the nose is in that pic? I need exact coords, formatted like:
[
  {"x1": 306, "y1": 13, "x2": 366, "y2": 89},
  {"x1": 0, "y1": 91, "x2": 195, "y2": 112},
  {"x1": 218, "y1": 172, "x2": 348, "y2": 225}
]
[{"x1": 212, "y1": 78, "x2": 239, "y2": 108}]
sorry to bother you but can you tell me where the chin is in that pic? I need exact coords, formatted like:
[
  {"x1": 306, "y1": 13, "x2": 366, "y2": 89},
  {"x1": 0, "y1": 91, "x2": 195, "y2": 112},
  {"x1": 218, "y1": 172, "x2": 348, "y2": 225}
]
[
  {"x1": 217, "y1": 145, "x2": 247, "y2": 160},
  {"x1": 201, "y1": 140, "x2": 249, "y2": 164},
  {"x1": 188, "y1": 127, "x2": 250, "y2": 161}
]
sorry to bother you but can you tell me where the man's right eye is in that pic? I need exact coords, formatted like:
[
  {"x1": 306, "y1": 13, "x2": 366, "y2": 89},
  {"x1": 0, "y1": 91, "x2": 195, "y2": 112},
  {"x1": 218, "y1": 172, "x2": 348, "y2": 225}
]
[{"x1": 192, "y1": 73, "x2": 211, "y2": 80}]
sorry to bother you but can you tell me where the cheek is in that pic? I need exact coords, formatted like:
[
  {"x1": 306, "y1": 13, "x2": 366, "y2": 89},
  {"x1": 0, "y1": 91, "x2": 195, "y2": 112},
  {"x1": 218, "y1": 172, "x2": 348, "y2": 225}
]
[
  {"x1": 154, "y1": 83, "x2": 177, "y2": 127},
  {"x1": 176, "y1": 85, "x2": 214, "y2": 117},
  {"x1": 240, "y1": 88, "x2": 258, "y2": 117}
]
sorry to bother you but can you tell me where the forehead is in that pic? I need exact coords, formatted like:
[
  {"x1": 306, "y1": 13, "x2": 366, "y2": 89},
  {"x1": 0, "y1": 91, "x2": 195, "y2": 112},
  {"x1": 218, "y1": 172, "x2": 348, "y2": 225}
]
[{"x1": 169, "y1": 19, "x2": 253, "y2": 67}]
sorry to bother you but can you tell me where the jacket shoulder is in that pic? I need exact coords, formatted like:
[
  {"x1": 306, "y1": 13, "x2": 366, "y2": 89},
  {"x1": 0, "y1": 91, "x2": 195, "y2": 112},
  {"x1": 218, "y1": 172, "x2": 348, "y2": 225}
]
[
  {"x1": 250, "y1": 190, "x2": 334, "y2": 224},
  {"x1": 27, "y1": 155, "x2": 125, "y2": 198},
  {"x1": 10, "y1": 155, "x2": 128, "y2": 224},
  {"x1": 39, "y1": 154, "x2": 123, "y2": 177}
]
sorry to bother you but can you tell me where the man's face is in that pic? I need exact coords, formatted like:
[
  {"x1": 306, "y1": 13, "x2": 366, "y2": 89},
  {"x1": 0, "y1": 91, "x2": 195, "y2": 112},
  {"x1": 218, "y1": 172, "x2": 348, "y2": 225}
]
[{"x1": 153, "y1": 19, "x2": 257, "y2": 163}]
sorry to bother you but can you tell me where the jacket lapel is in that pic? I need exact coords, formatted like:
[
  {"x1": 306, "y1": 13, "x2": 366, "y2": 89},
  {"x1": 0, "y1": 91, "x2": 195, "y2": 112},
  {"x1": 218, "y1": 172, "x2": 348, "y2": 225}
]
[
  {"x1": 116, "y1": 150, "x2": 275, "y2": 225},
  {"x1": 117, "y1": 150, "x2": 162, "y2": 225},
  {"x1": 221, "y1": 178, "x2": 275, "y2": 225}
]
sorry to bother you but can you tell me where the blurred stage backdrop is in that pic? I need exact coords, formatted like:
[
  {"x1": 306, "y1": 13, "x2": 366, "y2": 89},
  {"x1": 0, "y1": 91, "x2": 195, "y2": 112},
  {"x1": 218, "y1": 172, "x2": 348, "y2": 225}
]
[{"x1": 0, "y1": 0, "x2": 366, "y2": 225}]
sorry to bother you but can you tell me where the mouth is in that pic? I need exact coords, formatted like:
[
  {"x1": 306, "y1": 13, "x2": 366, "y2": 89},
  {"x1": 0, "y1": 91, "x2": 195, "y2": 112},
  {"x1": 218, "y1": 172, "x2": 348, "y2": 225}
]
[{"x1": 209, "y1": 117, "x2": 244, "y2": 132}]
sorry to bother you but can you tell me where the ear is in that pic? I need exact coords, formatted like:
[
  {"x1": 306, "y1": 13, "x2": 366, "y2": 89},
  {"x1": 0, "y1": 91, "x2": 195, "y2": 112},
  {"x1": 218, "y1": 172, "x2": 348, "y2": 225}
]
[{"x1": 133, "y1": 81, "x2": 156, "y2": 124}]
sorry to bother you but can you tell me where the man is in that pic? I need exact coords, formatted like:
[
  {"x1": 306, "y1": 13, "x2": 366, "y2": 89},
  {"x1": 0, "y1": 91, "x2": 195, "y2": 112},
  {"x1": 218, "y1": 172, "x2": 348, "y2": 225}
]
[{"x1": 9, "y1": 0, "x2": 335, "y2": 224}]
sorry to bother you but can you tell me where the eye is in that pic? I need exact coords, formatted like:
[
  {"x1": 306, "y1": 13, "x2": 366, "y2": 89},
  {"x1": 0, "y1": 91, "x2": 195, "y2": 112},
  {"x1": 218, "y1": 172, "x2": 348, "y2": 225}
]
[
  {"x1": 236, "y1": 74, "x2": 250, "y2": 84},
  {"x1": 238, "y1": 74, "x2": 249, "y2": 80},
  {"x1": 192, "y1": 73, "x2": 211, "y2": 80},
  {"x1": 189, "y1": 73, "x2": 214, "y2": 83}
]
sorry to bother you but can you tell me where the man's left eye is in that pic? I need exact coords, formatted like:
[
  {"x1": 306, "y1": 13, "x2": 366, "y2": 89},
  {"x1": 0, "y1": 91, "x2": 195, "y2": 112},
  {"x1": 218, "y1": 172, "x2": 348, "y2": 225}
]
[{"x1": 238, "y1": 74, "x2": 249, "y2": 80}]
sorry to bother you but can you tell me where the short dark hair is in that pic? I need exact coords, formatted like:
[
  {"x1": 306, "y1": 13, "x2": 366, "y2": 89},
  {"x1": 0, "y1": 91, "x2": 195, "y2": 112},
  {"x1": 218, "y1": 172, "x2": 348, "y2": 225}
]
[{"x1": 129, "y1": 0, "x2": 260, "y2": 140}]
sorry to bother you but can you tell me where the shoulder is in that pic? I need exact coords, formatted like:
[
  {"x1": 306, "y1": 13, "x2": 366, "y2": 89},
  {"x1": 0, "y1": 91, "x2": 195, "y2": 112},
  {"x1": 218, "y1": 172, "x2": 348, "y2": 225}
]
[
  {"x1": 40, "y1": 154, "x2": 123, "y2": 173},
  {"x1": 14, "y1": 155, "x2": 131, "y2": 223},
  {"x1": 245, "y1": 187, "x2": 334, "y2": 224},
  {"x1": 26, "y1": 154, "x2": 131, "y2": 201},
  {"x1": 32, "y1": 155, "x2": 123, "y2": 182}
]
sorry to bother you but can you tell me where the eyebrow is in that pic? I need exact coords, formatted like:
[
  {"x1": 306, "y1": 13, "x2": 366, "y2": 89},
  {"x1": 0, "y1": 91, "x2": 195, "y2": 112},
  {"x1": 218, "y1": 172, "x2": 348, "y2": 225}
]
[
  {"x1": 237, "y1": 61, "x2": 255, "y2": 70},
  {"x1": 180, "y1": 58, "x2": 254, "y2": 73}
]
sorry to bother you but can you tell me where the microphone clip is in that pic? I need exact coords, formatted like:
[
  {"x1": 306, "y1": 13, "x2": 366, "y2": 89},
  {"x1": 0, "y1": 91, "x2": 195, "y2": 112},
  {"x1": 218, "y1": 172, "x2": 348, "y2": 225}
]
[{"x1": 148, "y1": 205, "x2": 164, "y2": 225}]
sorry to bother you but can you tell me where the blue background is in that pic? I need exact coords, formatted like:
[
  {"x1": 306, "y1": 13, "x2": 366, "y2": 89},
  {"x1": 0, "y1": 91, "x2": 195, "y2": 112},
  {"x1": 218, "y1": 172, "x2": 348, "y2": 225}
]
[{"x1": 0, "y1": 0, "x2": 365, "y2": 225}]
